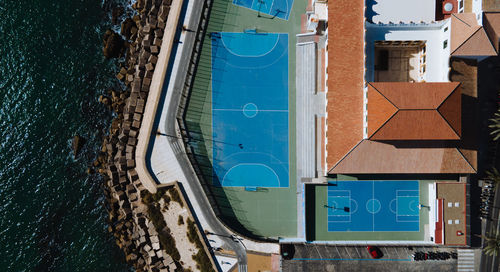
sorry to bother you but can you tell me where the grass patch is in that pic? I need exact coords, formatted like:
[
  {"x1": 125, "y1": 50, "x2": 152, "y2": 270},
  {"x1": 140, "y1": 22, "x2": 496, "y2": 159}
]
[
  {"x1": 169, "y1": 187, "x2": 184, "y2": 207},
  {"x1": 187, "y1": 218, "x2": 215, "y2": 272},
  {"x1": 142, "y1": 190, "x2": 181, "y2": 261}
]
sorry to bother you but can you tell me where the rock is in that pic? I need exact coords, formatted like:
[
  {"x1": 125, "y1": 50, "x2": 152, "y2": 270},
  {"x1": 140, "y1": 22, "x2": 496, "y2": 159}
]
[
  {"x1": 121, "y1": 18, "x2": 137, "y2": 40},
  {"x1": 150, "y1": 45, "x2": 159, "y2": 54},
  {"x1": 103, "y1": 29, "x2": 125, "y2": 59},
  {"x1": 72, "y1": 135, "x2": 85, "y2": 156},
  {"x1": 99, "y1": 95, "x2": 111, "y2": 107},
  {"x1": 112, "y1": 6, "x2": 124, "y2": 25}
]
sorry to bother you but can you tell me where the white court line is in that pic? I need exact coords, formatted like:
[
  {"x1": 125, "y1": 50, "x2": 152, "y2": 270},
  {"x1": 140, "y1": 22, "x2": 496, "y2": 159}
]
[
  {"x1": 221, "y1": 163, "x2": 281, "y2": 187},
  {"x1": 213, "y1": 108, "x2": 288, "y2": 112},
  {"x1": 220, "y1": 32, "x2": 280, "y2": 58},
  {"x1": 372, "y1": 180, "x2": 375, "y2": 232},
  {"x1": 233, "y1": 0, "x2": 292, "y2": 21},
  {"x1": 327, "y1": 190, "x2": 352, "y2": 230},
  {"x1": 212, "y1": 33, "x2": 289, "y2": 70}
]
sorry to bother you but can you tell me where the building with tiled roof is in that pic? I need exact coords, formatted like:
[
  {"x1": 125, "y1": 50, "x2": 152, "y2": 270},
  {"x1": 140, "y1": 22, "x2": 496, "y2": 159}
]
[
  {"x1": 324, "y1": 1, "x2": 500, "y2": 175},
  {"x1": 298, "y1": 0, "x2": 500, "y2": 247}
]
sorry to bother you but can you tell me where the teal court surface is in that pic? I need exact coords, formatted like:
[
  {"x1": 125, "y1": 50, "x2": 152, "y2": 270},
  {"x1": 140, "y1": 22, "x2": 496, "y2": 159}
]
[
  {"x1": 327, "y1": 180, "x2": 420, "y2": 232},
  {"x1": 233, "y1": 0, "x2": 294, "y2": 20},
  {"x1": 211, "y1": 32, "x2": 289, "y2": 188}
]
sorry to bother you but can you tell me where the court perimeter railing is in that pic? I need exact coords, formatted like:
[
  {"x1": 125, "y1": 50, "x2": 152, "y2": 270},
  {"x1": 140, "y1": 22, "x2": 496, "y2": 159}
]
[{"x1": 174, "y1": 0, "x2": 278, "y2": 244}]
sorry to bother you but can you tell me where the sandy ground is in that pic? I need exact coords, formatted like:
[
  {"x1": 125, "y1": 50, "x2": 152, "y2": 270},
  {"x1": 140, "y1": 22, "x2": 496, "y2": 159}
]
[{"x1": 160, "y1": 193, "x2": 198, "y2": 271}]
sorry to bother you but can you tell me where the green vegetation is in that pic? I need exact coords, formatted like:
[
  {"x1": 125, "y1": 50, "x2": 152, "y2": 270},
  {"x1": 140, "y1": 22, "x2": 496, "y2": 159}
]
[
  {"x1": 489, "y1": 109, "x2": 500, "y2": 140},
  {"x1": 486, "y1": 168, "x2": 500, "y2": 189},
  {"x1": 141, "y1": 187, "x2": 168, "y2": 204},
  {"x1": 187, "y1": 218, "x2": 214, "y2": 272},
  {"x1": 169, "y1": 187, "x2": 184, "y2": 207},
  {"x1": 479, "y1": 230, "x2": 500, "y2": 256},
  {"x1": 141, "y1": 190, "x2": 181, "y2": 261}
]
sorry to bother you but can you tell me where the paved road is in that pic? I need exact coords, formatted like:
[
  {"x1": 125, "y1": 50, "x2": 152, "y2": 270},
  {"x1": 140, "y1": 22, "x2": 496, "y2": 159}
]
[
  {"x1": 283, "y1": 244, "x2": 457, "y2": 272},
  {"x1": 480, "y1": 184, "x2": 500, "y2": 272},
  {"x1": 160, "y1": 0, "x2": 248, "y2": 270}
]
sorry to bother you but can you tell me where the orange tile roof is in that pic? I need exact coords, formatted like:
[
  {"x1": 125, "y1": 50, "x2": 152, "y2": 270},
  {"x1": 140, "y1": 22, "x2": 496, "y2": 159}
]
[
  {"x1": 369, "y1": 82, "x2": 457, "y2": 109},
  {"x1": 326, "y1": 4, "x2": 478, "y2": 175},
  {"x1": 450, "y1": 13, "x2": 480, "y2": 53},
  {"x1": 367, "y1": 82, "x2": 461, "y2": 140},
  {"x1": 331, "y1": 140, "x2": 476, "y2": 174},
  {"x1": 326, "y1": 0, "x2": 365, "y2": 170},
  {"x1": 451, "y1": 13, "x2": 497, "y2": 56},
  {"x1": 484, "y1": 12, "x2": 500, "y2": 52},
  {"x1": 367, "y1": 85, "x2": 397, "y2": 137}
]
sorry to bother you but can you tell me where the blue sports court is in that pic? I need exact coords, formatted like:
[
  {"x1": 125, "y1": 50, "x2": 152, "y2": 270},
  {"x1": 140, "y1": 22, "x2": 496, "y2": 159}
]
[
  {"x1": 327, "y1": 181, "x2": 420, "y2": 232},
  {"x1": 211, "y1": 32, "x2": 289, "y2": 188},
  {"x1": 233, "y1": 0, "x2": 294, "y2": 20}
]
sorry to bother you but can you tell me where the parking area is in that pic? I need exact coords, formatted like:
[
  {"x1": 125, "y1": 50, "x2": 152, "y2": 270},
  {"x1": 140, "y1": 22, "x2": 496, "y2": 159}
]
[{"x1": 281, "y1": 243, "x2": 458, "y2": 272}]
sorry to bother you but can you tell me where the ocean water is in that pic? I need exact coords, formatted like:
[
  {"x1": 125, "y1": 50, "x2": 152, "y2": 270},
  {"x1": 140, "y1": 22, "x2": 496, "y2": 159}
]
[{"x1": 0, "y1": 0, "x2": 130, "y2": 271}]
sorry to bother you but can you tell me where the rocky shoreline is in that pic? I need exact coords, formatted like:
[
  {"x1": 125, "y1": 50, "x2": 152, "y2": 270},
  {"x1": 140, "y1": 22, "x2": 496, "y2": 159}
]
[{"x1": 91, "y1": 0, "x2": 215, "y2": 271}]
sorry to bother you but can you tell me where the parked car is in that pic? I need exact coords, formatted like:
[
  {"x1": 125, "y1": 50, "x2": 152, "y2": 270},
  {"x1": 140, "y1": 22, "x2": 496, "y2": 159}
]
[{"x1": 367, "y1": 246, "x2": 383, "y2": 259}]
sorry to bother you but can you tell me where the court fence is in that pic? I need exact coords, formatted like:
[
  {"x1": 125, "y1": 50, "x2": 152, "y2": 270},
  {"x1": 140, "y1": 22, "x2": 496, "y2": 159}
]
[{"x1": 173, "y1": 0, "x2": 278, "y2": 243}]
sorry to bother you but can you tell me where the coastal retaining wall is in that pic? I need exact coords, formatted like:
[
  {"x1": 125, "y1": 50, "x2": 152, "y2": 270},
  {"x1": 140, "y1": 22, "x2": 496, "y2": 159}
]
[{"x1": 96, "y1": 0, "x2": 218, "y2": 271}]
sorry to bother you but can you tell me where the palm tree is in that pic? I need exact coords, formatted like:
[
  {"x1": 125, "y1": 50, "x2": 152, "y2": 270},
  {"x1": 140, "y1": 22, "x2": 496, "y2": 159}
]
[
  {"x1": 489, "y1": 110, "x2": 500, "y2": 141},
  {"x1": 486, "y1": 168, "x2": 500, "y2": 189},
  {"x1": 480, "y1": 230, "x2": 500, "y2": 256}
]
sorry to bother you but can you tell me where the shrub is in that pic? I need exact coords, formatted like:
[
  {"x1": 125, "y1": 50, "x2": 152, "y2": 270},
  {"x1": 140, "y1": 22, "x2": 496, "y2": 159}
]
[
  {"x1": 169, "y1": 187, "x2": 184, "y2": 207},
  {"x1": 141, "y1": 191, "x2": 153, "y2": 204},
  {"x1": 162, "y1": 194, "x2": 171, "y2": 204},
  {"x1": 186, "y1": 219, "x2": 214, "y2": 272},
  {"x1": 146, "y1": 202, "x2": 181, "y2": 261}
]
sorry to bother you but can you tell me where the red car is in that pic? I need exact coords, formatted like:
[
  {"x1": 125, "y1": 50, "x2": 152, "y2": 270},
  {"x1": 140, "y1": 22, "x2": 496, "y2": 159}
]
[{"x1": 367, "y1": 246, "x2": 383, "y2": 259}]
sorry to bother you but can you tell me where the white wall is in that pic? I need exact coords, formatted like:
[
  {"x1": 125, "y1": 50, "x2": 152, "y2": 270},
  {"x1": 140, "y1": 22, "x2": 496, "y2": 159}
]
[
  {"x1": 371, "y1": 0, "x2": 435, "y2": 24},
  {"x1": 472, "y1": 0, "x2": 483, "y2": 25},
  {"x1": 365, "y1": 20, "x2": 452, "y2": 83}
]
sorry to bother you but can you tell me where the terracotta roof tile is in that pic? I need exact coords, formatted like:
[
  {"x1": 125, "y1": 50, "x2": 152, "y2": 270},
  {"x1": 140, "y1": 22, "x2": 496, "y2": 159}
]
[
  {"x1": 369, "y1": 82, "x2": 459, "y2": 109},
  {"x1": 330, "y1": 140, "x2": 476, "y2": 174},
  {"x1": 371, "y1": 110, "x2": 460, "y2": 140},
  {"x1": 452, "y1": 27, "x2": 497, "y2": 56},
  {"x1": 367, "y1": 85, "x2": 398, "y2": 137},
  {"x1": 326, "y1": 0, "x2": 364, "y2": 170},
  {"x1": 450, "y1": 13, "x2": 480, "y2": 53},
  {"x1": 438, "y1": 86, "x2": 462, "y2": 137},
  {"x1": 367, "y1": 82, "x2": 461, "y2": 140},
  {"x1": 484, "y1": 12, "x2": 500, "y2": 52}
]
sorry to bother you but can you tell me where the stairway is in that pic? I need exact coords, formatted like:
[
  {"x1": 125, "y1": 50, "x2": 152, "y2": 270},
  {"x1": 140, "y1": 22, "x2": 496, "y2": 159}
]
[{"x1": 457, "y1": 249, "x2": 476, "y2": 272}]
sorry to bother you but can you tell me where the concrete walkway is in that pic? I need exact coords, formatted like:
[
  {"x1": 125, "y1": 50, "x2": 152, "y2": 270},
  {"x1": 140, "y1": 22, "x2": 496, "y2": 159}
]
[{"x1": 137, "y1": 0, "x2": 280, "y2": 270}]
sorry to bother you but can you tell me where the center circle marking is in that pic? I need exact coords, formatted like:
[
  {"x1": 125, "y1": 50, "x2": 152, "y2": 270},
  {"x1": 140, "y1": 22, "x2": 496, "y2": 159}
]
[
  {"x1": 243, "y1": 103, "x2": 258, "y2": 118},
  {"x1": 366, "y1": 199, "x2": 381, "y2": 214}
]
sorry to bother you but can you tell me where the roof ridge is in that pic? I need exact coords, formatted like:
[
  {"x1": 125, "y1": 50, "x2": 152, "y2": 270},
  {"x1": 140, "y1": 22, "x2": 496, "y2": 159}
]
[
  {"x1": 436, "y1": 82, "x2": 460, "y2": 109},
  {"x1": 368, "y1": 82, "x2": 400, "y2": 110},
  {"x1": 436, "y1": 110, "x2": 461, "y2": 139},
  {"x1": 437, "y1": 84, "x2": 461, "y2": 138},
  {"x1": 328, "y1": 139, "x2": 364, "y2": 173},
  {"x1": 452, "y1": 27, "x2": 482, "y2": 55},
  {"x1": 473, "y1": 27, "x2": 498, "y2": 55},
  {"x1": 367, "y1": 83, "x2": 399, "y2": 138},
  {"x1": 455, "y1": 148, "x2": 477, "y2": 172}
]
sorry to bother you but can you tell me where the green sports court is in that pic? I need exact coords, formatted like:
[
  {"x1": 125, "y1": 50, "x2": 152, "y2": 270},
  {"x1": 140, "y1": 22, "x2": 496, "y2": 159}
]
[
  {"x1": 306, "y1": 176, "x2": 431, "y2": 241},
  {"x1": 184, "y1": 0, "x2": 305, "y2": 238}
]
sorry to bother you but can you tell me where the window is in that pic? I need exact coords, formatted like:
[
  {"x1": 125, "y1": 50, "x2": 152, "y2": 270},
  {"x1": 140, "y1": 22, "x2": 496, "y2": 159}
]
[
  {"x1": 444, "y1": 26, "x2": 448, "y2": 32},
  {"x1": 443, "y1": 40, "x2": 448, "y2": 49}
]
